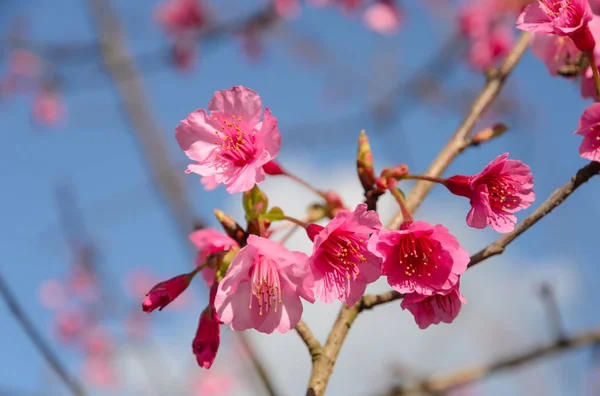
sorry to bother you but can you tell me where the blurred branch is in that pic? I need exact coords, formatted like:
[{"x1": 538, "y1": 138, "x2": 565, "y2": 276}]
[
  {"x1": 306, "y1": 32, "x2": 532, "y2": 396},
  {"x1": 236, "y1": 332, "x2": 280, "y2": 396},
  {"x1": 469, "y1": 160, "x2": 600, "y2": 268},
  {"x1": 388, "y1": 327, "x2": 600, "y2": 395},
  {"x1": 295, "y1": 320, "x2": 322, "y2": 361},
  {"x1": 539, "y1": 283, "x2": 567, "y2": 341},
  {"x1": 0, "y1": 273, "x2": 88, "y2": 396},
  {"x1": 387, "y1": 31, "x2": 532, "y2": 229}
]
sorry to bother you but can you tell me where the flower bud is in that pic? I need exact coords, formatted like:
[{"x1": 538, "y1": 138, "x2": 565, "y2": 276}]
[
  {"x1": 192, "y1": 283, "x2": 221, "y2": 369},
  {"x1": 262, "y1": 160, "x2": 286, "y2": 176},
  {"x1": 471, "y1": 123, "x2": 508, "y2": 145},
  {"x1": 357, "y1": 130, "x2": 375, "y2": 191},
  {"x1": 214, "y1": 209, "x2": 248, "y2": 246},
  {"x1": 142, "y1": 273, "x2": 193, "y2": 313}
]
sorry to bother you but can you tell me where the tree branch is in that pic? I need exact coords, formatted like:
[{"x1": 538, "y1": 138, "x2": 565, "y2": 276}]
[
  {"x1": 387, "y1": 31, "x2": 532, "y2": 229},
  {"x1": 306, "y1": 32, "x2": 532, "y2": 396},
  {"x1": 469, "y1": 160, "x2": 600, "y2": 268},
  {"x1": 295, "y1": 320, "x2": 322, "y2": 361},
  {"x1": 0, "y1": 274, "x2": 87, "y2": 396},
  {"x1": 389, "y1": 327, "x2": 600, "y2": 395}
]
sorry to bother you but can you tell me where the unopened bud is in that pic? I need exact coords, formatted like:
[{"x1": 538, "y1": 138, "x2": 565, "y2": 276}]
[
  {"x1": 243, "y1": 185, "x2": 269, "y2": 221},
  {"x1": 357, "y1": 130, "x2": 375, "y2": 191},
  {"x1": 262, "y1": 160, "x2": 286, "y2": 176},
  {"x1": 142, "y1": 273, "x2": 193, "y2": 313},
  {"x1": 471, "y1": 123, "x2": 508, "y2": 145},
  {"x1": 214, "y1": 209, "x2": 247, "y2": 246},
  {"x1": 381, "y1": 164, "x2": 409, "y2": 179}
]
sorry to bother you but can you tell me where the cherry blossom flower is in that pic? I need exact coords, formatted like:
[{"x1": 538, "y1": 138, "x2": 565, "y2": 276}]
[
  {"x1": 531, "y1": 33, "x2": 581, "y2": 75},
  {"x1": 401, "y1": 286, "x2": 466, "y2": 329},
  {"x1": 444, "y1": 153, "x2": 535, "y2": 233},
  {"x1": 176, "y1": 86, "x2": 282, "y2": 193},
  {"x1": 517, "y1": 0, "x2": 596, "y2": 52},
  {"x1": 155, "y1": 0, "x2": 205, "y2": 35},
  {"x1": 374, "y1": 221, "x2": 469, "y2": 296},
  {"x1": 214, "y1": 235, "x2": 314, "y2": 334},
  {"x1": 32, "y1": 90, "x2": 66, "y2": 127},
  {"x1": 575, "y1": 103, "x2": 600, "y2": 161},
  {"x1": 189, "y1": 228, "x2": 238, "y2": 286},
  {"x1": 275, "y1": 0, "x2": 301, "y2": 18},
  {"x1": 363, "y1": 0, "x2": 403, "y2": 35},
  {"x1": 467, "y1": 25, "x2": 514, "y2": 70},
  {"x1": 306, "y1": 203, "x2": 382, "y2": 307}
]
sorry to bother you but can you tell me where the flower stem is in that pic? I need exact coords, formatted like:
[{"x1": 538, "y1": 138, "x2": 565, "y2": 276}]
[
  {"x1": 285, "y1": 172, "x2": 327, "y2": 199},
  {"x1": 386, "y1": 178, "x2": 413, "y2": 224},
  {"x1": 401, "y1": 174, "x2": 447, "y2": 184},
  {"x1": 283, "y1": 216, "x2": 309, "y2": 229},
  {"x1": 587, "y1": 52, "x2": 600, "y2": 102}
]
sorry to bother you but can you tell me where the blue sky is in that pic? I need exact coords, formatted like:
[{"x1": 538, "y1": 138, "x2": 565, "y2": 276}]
[{"x1": 2, "y1": 0, "x2": 600, "y2": 395}]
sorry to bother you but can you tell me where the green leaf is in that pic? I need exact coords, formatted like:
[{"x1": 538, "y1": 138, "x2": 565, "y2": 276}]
[{"x1": 259, "y1": 206, "x2": 285, "y2": 222}]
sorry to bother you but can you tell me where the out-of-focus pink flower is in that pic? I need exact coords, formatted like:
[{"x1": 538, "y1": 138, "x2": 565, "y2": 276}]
[
  {"x1": 468, "y1": 25, "x2": 514, "y2": 70},
  {"x1": 54, "y1": 310, "x2": 85, "y2": 344},
  {"x1": 67, "y1": 265, "x2": 98, "y2": 302},
  {"x1": 214, "y1": 235, "x2": 315, "y2": 334},
  {"x1": 363, "y1": 0, "x2": 403, "y2": 35},
  {"x1": 192, "y1": 284, "x2": 221, "y2": 368},
  {"x1": 190, "y1": 372, "x2": 234, "y2": 396},
  {"x1": 458, "y1": 1, "x2": 497, "y2": 38},
  {"x1": 176, "y1": 86, "x2": 282, "y2": 193},
  {"x1": 142, "y1": 273, "x2": 193, "y2": 313},
  {"x1": 189, "y1": 228, "x2": 239, "y2": 286},
  {"x1": 83, "y1": 356, "x2": 117, "y2": 388},
  {"x1": 517, "y1": 0, "x2": 595, "y2": 52},
  {"x1": 531, "y1": 33, "x2": 581, "y2": 75},
  {"x1": 155, "y1": 0, "x2": 205, "y2": 34},
  {"x1": 444, "y1": 153, "x2": 535, "y2": 233},
  {"x1": 125, "y1": 310, "x2": 150, "y2": 339},
  {"x1": 374, "y1": 221, "x2": 469, "y2": 296},
  {"x1": 275, "y1": 0, "x2": 301, "y2": 18},
  {"x1": 32, "y1": 90, "x2": 66, "y2": 127},
  {"x1": 9, "y1": 49, "x2": 40, "y2": 80},
  {"x1": 39, "y1": 279, "x2": 66, "y2": 309},
  {"x1": 239, "y1": 24, "x2": 263, "y2": 62},
  {"x1": 83, "y1": 328, "x2": 113, "y2": 357},
  {"x1": 306, "y1": 203, "x2": 382, "y2": 307},
  {"x1": 172, "y1": 37, "x2": 197, "y2": 71},
  {"x1": 401, "y1": 286, "x2": 466, "y2": 329},
  {"x1": 574, "y1": 103, "x2": 600, "y2": 160}
]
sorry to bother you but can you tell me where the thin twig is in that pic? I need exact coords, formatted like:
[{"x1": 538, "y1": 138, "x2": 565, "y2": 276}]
[
  {"x1": 295, "y1": 320, "x2": 322, "y2": 362},
  {"x1": 387, "y1": 31, "x2": 532, "y2": 229},
  {"x1": 305, "y1": 32, "x2": 533, "y2": 396},
  {"x1": 389, "y1": 327, "x2": 600, "y2": 395},
  {"x1": 0, "y1": 274, "x2": 87, "y2": 396}
]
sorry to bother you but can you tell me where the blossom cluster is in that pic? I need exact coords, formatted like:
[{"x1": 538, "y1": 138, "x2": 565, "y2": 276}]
[{"x1": 142, "y1": 86, "x2": 536, "y2": 369}]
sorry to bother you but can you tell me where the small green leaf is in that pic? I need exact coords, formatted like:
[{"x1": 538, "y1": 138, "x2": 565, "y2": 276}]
[{"x1": 259, "y1": 206, "x2": 285, "y2": 222}]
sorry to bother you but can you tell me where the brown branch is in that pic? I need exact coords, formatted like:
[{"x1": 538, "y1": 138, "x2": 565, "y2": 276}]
[
  {"x1": 469, "y1": 161, "x2": 600, "y2": 268},
  {"x1": 295, "y1": 320, "x2": 322, "y2": 361},
  {"x1": 306, "y1": 32, "x2": 533, "y2": 396},
  {"x1": 389, "y1": 327, "x2": 600, "y2": 395},
  {"x1": 0, "y1": 274, "x2": 88, "y2": 396},
  {"x1": 387, "y1": 31, "x2": 532, "y2": 229}
]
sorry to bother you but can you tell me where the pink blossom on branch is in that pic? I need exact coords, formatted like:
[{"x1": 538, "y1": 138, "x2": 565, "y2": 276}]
[
  {"x1": 444, "y1": 153, "x2": 535, "y2": 233},
  {"x1": 155, "y1": 0, "x2": 205, "y2": 35},
  {"x1": 401, "y1": 286, "x2": 466, "y2": 329},
  {"x1": 517, "y1": 0, "x2": 596, "y2": 52},
  {"x1": 574, "y1": 103, "x2": 600, "y2": 161},
  {"x1": 306, "y1": 203, "x2": 382, "y2": 307},
  {"x1": 176, "y1": 86, "x2": 282, "y2": 193},
  {"x1": 189, "y1": 228, "x2": 239, "y2": 286},
  {"x1": 275, "y1": 0, "x2": 301, "y2": 18},
  {"x1": 467, "y1": 25, "x2": 514, "y2": 71},
  {"x1": 374, "y1": 221, "x2": 469, "y2": 296},
  {"x1": 214, "y1": 235, "x2": 315, "y2": 334}
]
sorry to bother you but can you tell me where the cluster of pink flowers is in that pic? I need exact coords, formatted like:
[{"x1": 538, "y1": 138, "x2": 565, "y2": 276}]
[
  {"x1": 519, "y1": 0, "x2": 600, "y2": 161},
  {"x1": 142, "y1": 86, "x2": 536, "y2": 370}
]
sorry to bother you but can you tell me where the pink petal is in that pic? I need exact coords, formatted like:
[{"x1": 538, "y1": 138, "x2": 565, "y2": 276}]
[
  {"x1": 175, "y1": 109, "x2": 219, "y2": 162},
  {"x1": 466, "y1": 184, "x2": 492, "y2": 229},
  {"x1": 517, "y1": 4, "x2": 554, "y2": 33},
  {"x1": 208, "y1": 86, "x2": 263, "y2": 126}
]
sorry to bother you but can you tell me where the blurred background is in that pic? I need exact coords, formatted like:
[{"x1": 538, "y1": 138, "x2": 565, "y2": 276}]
[{"x1": 2, "y1": 0, "x2": 600, "y2": 395}]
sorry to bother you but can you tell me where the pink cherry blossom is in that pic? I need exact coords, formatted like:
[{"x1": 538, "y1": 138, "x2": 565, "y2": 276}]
[
  {"x1": 39, "y1": 279, "x2": 66, "y2": 309},
  {"x1": 467, "y1": 25, "x2": 514, "y2": 70},
  {"x1": 83, "y1": 356, "x2": 117, "y2": 388},
  {"x1": 54, "y1": 310, "x2": 85, "y2": 344},
  {"x1": 363, "y1": 0, "x2": 403, "y2": 35},
  {"x1": 189, "y1": 228, "x2": 239, "y2": 286},
  {"x1": 581, "y1": 66, "x2": 597, "y2": 98},
  {"x1": 458, "y1": 0, "x2": 497, "y2": 38},
  {"x1": 155, "y1": 0, "x2": 205, "y2": 35},
  {"x1": 142, "y1": 273, "x2": 193, "y2": 312},
  {"x1": 275, "y1": 0, "x2": 301, "y2": 18},
  {"x1": 306, "y1": 203, "x2": 382, "y2": 307},
  {"x1": 531, "y1": 33, "x2": 581, "y2": 75},
  {"x1": 175, "y1": 86, "x2": 282, "y2": 193},
  {"x1": 192, "y1": 284, "x2": 221, "y2": 368},
  {"x1": 374, "y1": 221, "x2": 469, "y2": 296},
  {"x1": 171, "y1": 37, "x2": 197, "y2": 71},
  {"x1": 444, "y1": 153, "x2": 535, "y2": 233},
  {"x1": 401, "y1": 286, "x2": 466, "y2": 329},
  {"x1": 190, "y1": 372, "x2": 234, "y2": 396},
  {"x1": 32, "y1": 90, "x2": 66, "y2": 127},
  {"x1": 214, "y1": 235, "x2": 314, "y2": 334},
  {"x1": 574, "y1": 103, "x2": 600, "y2": 161},
  {"x1": 517, "y1": 0, "x2": 596, "y2": 52}
]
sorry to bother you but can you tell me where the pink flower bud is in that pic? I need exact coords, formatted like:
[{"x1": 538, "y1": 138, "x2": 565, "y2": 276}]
[
  {"x1": 192, "y1": 284, "x2": 221, "y2": 369},
  {"x1": 262, "y1": 160, "x2": 286, "y2": 176},
  {"x1": 142, "y1": 273, "x2": 193, "y2": 313}
]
